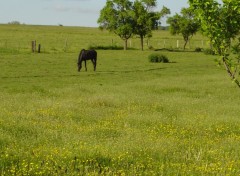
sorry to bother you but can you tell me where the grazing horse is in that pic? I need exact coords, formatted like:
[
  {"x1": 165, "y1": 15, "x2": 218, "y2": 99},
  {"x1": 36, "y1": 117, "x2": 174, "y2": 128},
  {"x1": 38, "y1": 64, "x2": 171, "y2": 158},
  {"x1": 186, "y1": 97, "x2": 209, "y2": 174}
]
[{"x1": 77, "y1": 49, "x2": 97, "y2": 72}]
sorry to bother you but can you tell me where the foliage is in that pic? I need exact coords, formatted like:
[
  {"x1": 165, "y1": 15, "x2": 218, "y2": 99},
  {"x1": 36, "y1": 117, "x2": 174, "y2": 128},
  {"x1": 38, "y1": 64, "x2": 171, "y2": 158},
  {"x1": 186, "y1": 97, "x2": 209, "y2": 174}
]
[
  {"x1": 98, "y1": 0, "x2": 170, "y2": 51},
  {"x1": 98, "y1": 0, "x2": 134, "y2": 50},
  {"x1": 189, "y1": 0, "x2": 240, "y2": 88},
  {"x1": 148, "y1": 53, "x2": 169, "y2": 63},
  {"x1": 195, "y1": 47, "x2": 202, "y2": 52},
  {"x1": 132, "y1": 0, "x2": 170, "y2": 50},
  {"x1": 88, "y1": 44, "x2": 124, "y2": 50},
  {"x1": 204, "y1": 48, "x2": 216, "y2": 55},
  {"x1": 167, "y1": 7, "x2": 200, "y2": 50},
  {"x1": 8, "y1": 21, "x2": 21, "y2": 25}
]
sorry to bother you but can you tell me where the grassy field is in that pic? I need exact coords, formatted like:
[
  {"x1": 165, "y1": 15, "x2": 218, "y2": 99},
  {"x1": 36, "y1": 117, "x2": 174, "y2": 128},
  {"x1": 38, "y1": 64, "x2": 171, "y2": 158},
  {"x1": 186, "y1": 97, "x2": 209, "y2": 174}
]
[{"x1": 0, "y1": 24, "x2": 240, "y2": 175}]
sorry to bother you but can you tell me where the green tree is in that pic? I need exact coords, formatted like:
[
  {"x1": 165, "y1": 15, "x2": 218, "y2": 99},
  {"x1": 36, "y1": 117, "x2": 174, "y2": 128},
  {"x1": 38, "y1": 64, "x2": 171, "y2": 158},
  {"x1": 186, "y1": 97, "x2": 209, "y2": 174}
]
[
  {"x1": 98, "y1": 0, "x2": 134, "y2": 50},
  {"x1": 189, "y1": 0, "x2": 240, "y2": 88},
  {"x1": 8, "y1": 21, "x2": 21, "y2": 25},
  {"x1": 132, "y1": 0, "x2": 170, "y2": 50},
  {"x1": 167, "y1": 7, "x2": 199, "y2": 50}
]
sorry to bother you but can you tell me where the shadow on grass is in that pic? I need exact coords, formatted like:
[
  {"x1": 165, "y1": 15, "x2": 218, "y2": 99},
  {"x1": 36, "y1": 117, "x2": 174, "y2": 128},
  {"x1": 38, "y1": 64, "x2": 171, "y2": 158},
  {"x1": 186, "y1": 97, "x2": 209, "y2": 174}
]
[
  {"x1": 96, "y1": 67, "x2": 166, "y2": 73},
  {"x1": 88, "y1": 45, "x2": 137, "y2": 50},
  {"x1": 0, "y1": 67, "x2": 167, "y2": 79},
  {"x1": 154, "y1": 48, "x2": 201, "y2": 53}
]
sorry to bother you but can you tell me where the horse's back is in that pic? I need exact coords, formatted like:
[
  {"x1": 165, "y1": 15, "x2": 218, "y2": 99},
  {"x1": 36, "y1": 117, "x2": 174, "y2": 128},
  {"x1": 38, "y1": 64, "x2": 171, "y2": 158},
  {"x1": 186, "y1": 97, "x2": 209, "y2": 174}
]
[
  {"x1": 91, "y1": 50, "x2": 97, "y2": 59},
  {"x1": 78, "y1": 49, "x2": 97, "y2": 61},
  {"x1": 86, "y1": 49, "x2": 97, "y2": 60}
]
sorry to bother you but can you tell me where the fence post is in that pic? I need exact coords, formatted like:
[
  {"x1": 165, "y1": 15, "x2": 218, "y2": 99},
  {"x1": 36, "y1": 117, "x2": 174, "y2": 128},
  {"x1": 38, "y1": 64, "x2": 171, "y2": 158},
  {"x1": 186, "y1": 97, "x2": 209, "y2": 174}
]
[
  {"x1": 38, "y1": 44, "x2": 41, "y2": 53},
  {"x1": 32, "y1": 40, "x2": 36, "y2": 53},
  {"x1": 177, "y1": 40, "x2": 179, "y2": 48}
]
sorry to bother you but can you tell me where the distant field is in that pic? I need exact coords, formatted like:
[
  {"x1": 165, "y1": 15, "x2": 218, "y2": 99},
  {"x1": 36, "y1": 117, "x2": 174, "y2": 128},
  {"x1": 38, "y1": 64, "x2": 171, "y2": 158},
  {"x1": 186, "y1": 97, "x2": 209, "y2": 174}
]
[
  {"x1": 0, "y1": 24, "x2": 208, "y2": 53},
  {"x1": 0, "y1": 24, "x2": 240, "y2": 175}
]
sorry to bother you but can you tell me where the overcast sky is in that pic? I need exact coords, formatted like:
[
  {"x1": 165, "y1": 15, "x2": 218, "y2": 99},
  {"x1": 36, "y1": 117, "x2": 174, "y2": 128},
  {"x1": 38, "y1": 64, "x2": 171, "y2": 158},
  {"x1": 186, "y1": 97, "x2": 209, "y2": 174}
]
[{"x1": 0, "y1": 0, "x2": 189, "y2": 27}]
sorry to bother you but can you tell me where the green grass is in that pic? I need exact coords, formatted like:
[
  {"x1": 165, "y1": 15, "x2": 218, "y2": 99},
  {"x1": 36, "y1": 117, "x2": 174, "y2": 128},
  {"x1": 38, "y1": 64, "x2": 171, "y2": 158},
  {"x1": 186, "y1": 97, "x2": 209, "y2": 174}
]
[{"x1": 0, "y1": 24, "x2": 240, "y2": 175}]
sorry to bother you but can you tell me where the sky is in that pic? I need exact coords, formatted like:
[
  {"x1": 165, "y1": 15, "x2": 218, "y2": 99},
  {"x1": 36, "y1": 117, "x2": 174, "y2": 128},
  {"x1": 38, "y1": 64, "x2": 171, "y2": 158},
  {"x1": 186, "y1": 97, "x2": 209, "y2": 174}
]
[{"x1": 0, "y1": 0, "x2": 189, "y2": 27}]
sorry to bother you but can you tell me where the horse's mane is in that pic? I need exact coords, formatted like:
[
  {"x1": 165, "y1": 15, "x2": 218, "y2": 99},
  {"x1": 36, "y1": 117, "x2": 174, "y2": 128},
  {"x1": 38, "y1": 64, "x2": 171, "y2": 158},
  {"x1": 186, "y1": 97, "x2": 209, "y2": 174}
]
[{"x1": 79, "y1": 49, "x2": 85, "y2": 56}]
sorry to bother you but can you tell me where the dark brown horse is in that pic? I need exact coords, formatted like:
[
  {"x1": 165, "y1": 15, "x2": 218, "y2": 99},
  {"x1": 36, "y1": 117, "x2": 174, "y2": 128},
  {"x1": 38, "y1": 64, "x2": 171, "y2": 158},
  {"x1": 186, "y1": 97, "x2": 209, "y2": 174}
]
[{"x1": 77, "y1": 49, "x2": 97, "y2": 72}]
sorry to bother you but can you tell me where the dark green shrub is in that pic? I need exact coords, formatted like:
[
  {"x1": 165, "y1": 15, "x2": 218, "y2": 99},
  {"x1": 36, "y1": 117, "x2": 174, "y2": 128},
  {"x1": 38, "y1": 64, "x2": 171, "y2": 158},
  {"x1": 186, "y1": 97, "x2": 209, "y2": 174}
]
[
  {"x1": 148, "y1": 53, "x2": 169, "y2": 63},
  {"x1": 195, "y1": 47, "x2": 202, "y2": 52},
  {"x1": 204, "y1": 48, "x2": 216, "y2": 55},
  {"x1": 88, "y1": 44, "x2": 123, "y2": 50}
]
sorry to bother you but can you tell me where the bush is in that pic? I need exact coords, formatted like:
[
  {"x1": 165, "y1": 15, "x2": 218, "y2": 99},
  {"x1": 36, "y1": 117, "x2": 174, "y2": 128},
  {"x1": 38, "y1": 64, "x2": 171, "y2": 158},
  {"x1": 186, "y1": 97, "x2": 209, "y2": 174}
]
[
  {"x1": 204, "y1": 48, "x2": 216, "y2": 55},
  {"x1": 148, "y1": 53, "x2": 169, "y2": 63},
  {"x1": 195, "y1": 47, "x2": 202, "y2": 52},
  {"x1": 88, "y1": 44, "x2": 123, "y2": 50},
  {"x1": 8, "y1": 21, "x2": 21, "y2": 25}
]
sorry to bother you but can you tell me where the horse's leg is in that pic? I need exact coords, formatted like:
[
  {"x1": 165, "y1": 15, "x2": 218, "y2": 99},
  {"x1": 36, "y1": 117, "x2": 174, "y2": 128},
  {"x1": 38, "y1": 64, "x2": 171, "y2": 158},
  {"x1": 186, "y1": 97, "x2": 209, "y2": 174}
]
[
  {"x1": 84, "y1": 60, "x2": 87, "y2": 71},
  {"x1": 94, "y1": 53, "x2": 97, "y2": 71},
  {"x1": 94, "y1": 59, "x2": 97, "y2": 71},
  {"x1": 78, "y1": 61, "x2": 82, "y2": 72},
  {"x1": 91, "y1": 59, "x2": 96, "y2": 71}
]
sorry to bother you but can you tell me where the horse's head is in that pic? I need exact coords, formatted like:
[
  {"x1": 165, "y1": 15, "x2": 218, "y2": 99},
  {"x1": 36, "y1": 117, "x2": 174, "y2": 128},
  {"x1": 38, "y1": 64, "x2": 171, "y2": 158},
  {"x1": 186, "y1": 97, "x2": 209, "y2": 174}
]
[
  {"x1": 77, "y1": 63, "x2": 81, "y2": 72},
  {"x1": 77, "y1": 49, "x2": 86, "y2": 72}
]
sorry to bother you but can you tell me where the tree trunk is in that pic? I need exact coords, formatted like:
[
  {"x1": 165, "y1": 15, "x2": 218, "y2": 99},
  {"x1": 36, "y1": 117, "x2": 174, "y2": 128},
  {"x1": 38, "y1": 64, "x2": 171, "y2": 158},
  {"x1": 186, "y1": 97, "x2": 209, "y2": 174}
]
[
  {"x1": 183, "y1": 39, "x2": 188, "y2": 50},
  {"x1": 140, "y1": 36, "x2": 144, "y2": 51},
  {"x1": 222, "y1": 57, "x2": 240, "y2": 88},
  {"x1": 124, "y1": 39, "x2": 128, "y2": 50}
]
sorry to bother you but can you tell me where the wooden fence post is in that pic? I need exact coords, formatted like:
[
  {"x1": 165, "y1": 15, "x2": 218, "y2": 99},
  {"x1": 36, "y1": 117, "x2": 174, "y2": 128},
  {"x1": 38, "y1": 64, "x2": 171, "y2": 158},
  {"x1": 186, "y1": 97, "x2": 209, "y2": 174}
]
[
  {"x1": 38, "y1": 44, "x2": 41, "y2": 53},
  {"x1": 32, "y1": 40, "x2": 36, "y2": 53}
]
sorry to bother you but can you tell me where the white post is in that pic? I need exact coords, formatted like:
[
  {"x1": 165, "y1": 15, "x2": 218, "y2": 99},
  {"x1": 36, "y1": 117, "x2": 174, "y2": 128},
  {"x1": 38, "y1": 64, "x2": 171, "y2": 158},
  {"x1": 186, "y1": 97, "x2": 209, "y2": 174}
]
[{"x1": 177, "y1": 40, "x2": 179, "y2": 48}]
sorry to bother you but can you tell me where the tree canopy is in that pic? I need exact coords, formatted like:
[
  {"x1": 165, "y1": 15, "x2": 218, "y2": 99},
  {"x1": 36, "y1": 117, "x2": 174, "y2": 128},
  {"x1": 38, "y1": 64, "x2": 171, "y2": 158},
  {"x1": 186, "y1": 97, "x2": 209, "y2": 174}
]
[
  {"x1": 189, "y1": 0, "x2": 240, "y2": 87},
  {"x1": 98, "y1": 0, "x2": 169, "y2": 50},
  {"x1": 167, "y1": 7, "x2": 199, "y2": 50},
  {"x1": 133, "y1": 0, "x2": 170, "y2": 50},
  {"x1": 98, "y1": 0, "x2": 134, "y2": 50}
]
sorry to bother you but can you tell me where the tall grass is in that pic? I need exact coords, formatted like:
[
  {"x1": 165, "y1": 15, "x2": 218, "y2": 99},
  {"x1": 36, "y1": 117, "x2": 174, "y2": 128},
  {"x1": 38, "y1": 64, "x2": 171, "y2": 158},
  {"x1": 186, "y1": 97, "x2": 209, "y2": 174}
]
[{"x1": 0, "y1": 24, "x2": 240, "y2": 175}]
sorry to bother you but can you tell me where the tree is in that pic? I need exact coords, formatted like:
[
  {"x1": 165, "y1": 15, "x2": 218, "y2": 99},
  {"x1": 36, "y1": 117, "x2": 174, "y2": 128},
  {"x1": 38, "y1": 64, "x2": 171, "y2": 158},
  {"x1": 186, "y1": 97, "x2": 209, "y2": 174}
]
[
  {"x1": 189, "y1": 0, "x2": 240, "y2": 88},
  {"x1": 98, "y1": 0, "x2": 134, "y2": 50},
  {"x1": 167, "y1": 7, "x2": 199, "y2": 50},
  {"x1": 8, "y1": 21, "x2": 21, "y2": 25},
  {"x1": 132, "y1": 0, "x2": 170, "y2": 50}
]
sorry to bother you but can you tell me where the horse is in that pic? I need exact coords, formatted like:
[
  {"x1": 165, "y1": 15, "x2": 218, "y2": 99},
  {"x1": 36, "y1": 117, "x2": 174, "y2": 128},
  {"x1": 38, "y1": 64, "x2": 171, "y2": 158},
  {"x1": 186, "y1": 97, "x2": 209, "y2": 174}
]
[{"x1": 77, "y1": 49, "x2": 97, "y2": 72}]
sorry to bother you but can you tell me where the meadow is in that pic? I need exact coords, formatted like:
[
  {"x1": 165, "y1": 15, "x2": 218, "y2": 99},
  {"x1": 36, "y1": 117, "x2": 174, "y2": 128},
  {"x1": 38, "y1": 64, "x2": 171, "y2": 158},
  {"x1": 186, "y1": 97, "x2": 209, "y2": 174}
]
[{"x1": 0, "y1": 24, "x2": 240, "y2": 175}]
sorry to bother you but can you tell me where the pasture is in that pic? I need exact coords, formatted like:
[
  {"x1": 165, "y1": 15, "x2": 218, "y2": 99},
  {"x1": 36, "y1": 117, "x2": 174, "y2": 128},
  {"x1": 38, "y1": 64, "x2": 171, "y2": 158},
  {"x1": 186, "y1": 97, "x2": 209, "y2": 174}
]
[{"x1": 0, "y1": 24, "x2": 240, "y2": 175}]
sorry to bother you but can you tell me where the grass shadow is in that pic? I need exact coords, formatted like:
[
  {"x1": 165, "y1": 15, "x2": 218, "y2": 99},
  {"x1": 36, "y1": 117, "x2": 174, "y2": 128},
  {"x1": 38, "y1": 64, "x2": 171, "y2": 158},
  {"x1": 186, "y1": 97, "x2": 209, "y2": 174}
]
[{"x1": 154, "y1": 48, "x2": 201, "y2": 53}]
